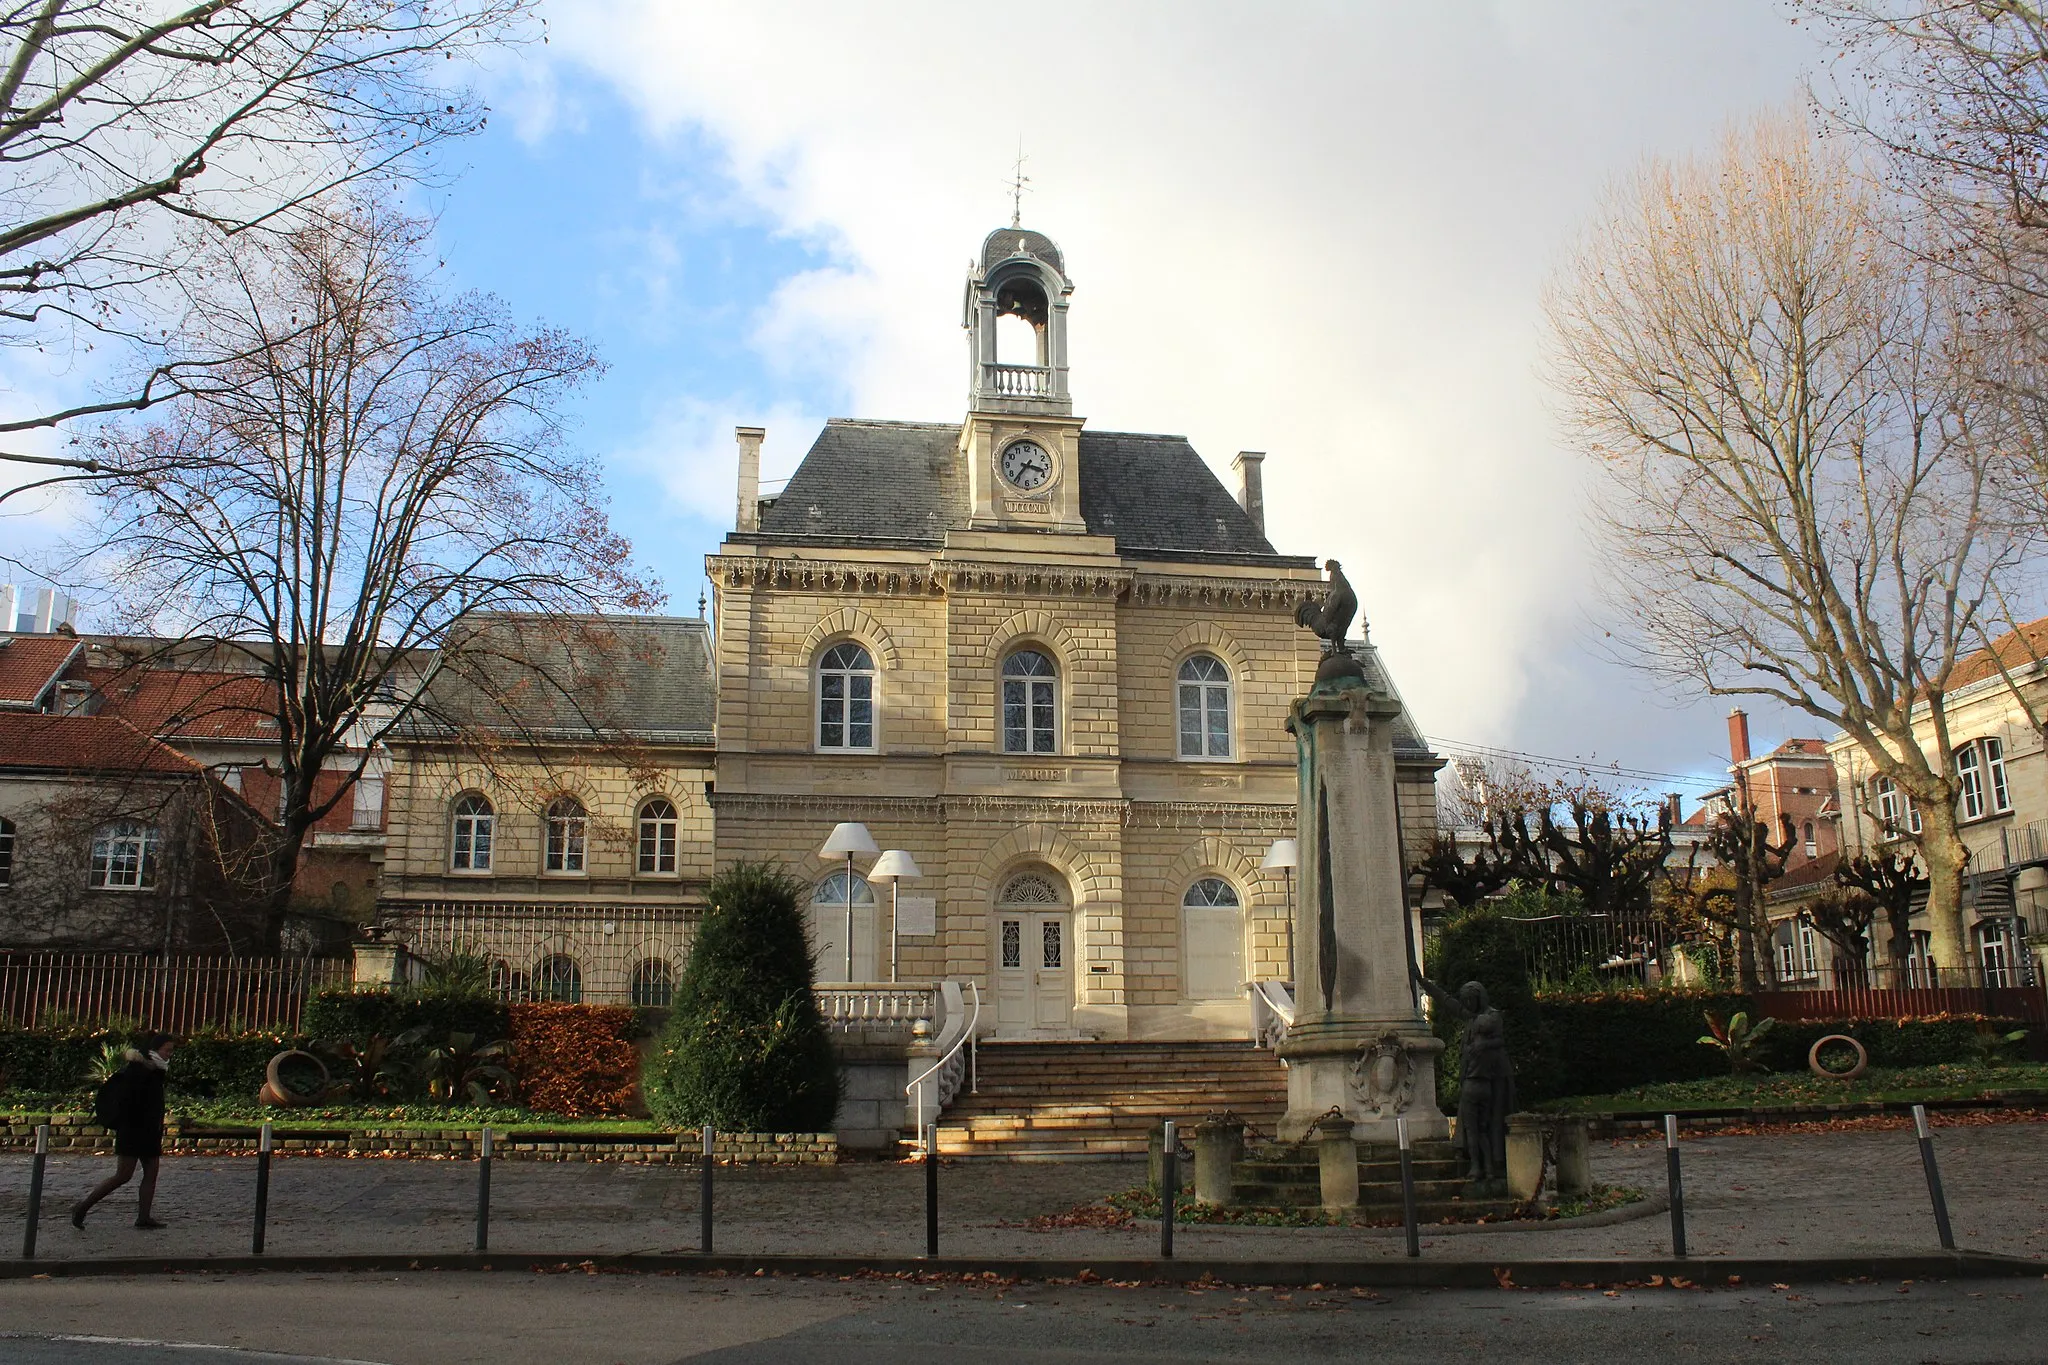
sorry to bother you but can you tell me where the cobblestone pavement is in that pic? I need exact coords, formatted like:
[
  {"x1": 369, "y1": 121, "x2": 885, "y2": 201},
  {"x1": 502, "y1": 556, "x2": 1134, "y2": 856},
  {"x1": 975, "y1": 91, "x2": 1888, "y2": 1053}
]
[{"x1": 1, "y1": 1122, "x2": 2042, "y2": 1265}]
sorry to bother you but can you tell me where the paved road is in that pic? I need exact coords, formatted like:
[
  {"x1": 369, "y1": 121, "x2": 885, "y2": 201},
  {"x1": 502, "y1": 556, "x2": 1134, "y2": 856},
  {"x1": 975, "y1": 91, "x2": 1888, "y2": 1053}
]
[
  {"x1": 0, "y1": 1270, "x2": 2043, "y2": 1364},
  {"x1": 3, "y1": 1121, "x2": 2044, "y2": 1264}
]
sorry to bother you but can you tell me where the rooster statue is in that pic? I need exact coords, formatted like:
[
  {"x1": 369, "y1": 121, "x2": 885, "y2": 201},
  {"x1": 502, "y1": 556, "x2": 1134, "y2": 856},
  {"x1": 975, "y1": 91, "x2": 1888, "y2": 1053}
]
[{"x1": 1295, "y1": 558, "x2": 1362, "y2": 680}]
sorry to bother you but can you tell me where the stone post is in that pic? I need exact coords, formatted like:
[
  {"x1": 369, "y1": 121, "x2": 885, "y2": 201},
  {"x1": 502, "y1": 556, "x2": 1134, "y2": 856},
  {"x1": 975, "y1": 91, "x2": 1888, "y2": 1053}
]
[
  {"x1": 1191, "y1": 1117, "x2": 1243, "y2": 1207},
  {"x1": 1505, "y1": 1114, "x2": 1545, "y2": 1201},
  {"x1": 1554, "y1": 1119, "x2": 1593, "y2": 1197},
  {"x1": 351, "y1": 940, "x2": 407, "y2": 991},
  {"x1": 1277, "y1": 673, "x2": 1449, "y2": 1144},
  {"x1": 1315, "y1": 1112, "x2": 1360, "y2": 1211}
]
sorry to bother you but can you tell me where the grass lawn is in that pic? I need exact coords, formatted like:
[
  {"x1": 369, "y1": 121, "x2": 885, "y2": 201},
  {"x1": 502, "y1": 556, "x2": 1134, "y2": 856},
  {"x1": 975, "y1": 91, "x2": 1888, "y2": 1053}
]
[{"x1": 1537, "y1": 1062, "x2": 2048, "y2": 1116}]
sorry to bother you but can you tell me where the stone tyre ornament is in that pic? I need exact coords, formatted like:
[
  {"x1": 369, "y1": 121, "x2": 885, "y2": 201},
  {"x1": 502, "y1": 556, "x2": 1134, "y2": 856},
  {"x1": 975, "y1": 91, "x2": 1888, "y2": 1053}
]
[
  {"x1": 260, "y1": 1048, "x2": 332, "y2": 1106},
  {"x1": 1807, "y1": 1034, "x2": 1869, "y2": 1081}
]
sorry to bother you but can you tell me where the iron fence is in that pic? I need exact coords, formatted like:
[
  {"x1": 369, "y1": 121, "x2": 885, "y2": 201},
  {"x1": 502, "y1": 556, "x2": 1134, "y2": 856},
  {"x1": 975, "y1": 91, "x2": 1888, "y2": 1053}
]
[
  {"x1": 0, "y1": 953, "x2": 351, "y2": 1033},
  {"x1": 380, "y1": 902, "x2": 701, "y2": 1007}
]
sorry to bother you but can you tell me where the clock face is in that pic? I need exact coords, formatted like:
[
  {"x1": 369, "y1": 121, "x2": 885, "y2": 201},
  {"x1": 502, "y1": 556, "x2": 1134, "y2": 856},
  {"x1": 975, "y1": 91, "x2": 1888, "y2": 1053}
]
[{"x1": 1000, "y1": 439, "x2": 1053, "y2": 491}]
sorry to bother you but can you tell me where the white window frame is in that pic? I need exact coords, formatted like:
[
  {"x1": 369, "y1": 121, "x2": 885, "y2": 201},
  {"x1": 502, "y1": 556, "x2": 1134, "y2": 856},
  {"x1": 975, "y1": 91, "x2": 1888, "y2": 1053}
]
[
  {"x1": 543, "y1": 797, "x2": 587, "y2": 875},
  {"x1": 1958, "y1": 743, "x2": 1985, "y2": 821},
  {"x1": 1176, "y1": 654, "x2": 1233, "y2": 759},
  {"x1": 1985, "y1": 737, "x2": 2011, "y2": 813},
  {"x1": 636, "y1": 797, "x2": 679, "y2": 875},
  {"x1": 816, "y1": 641, "x2": 877, "y2": 753},
  {"x1": 89, "y1": 821, "x2": 159, "y2": 890},
  {"x1": 451, "y1": 793, "x2": 494, "y2": 873},
  {"x1": 1000, "y1": 648, "x2": 1059, "y2": 755},
  {"x1": 1803, "y1": 821, "x2": 1817, "y2": 858}
]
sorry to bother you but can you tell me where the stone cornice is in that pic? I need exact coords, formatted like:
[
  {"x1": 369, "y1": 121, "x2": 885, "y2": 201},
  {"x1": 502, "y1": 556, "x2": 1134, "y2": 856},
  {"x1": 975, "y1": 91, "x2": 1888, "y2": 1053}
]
[
  {"x1": 710, "y1": 790, "x2": 1296, "y2": 829},
  {"x1": 710, "y1": 552, "x2": 1324, "y2": 614}
]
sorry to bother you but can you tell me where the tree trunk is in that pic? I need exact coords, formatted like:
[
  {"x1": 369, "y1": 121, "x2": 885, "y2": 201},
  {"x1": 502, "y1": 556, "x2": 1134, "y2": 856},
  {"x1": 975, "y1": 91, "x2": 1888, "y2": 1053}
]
[{"x1": 1916, "y1": 808, "x2": 1973, "y2": 984}]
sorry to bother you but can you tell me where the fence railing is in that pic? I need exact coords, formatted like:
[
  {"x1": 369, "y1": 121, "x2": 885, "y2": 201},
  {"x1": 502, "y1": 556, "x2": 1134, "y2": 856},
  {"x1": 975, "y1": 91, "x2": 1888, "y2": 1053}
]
[
  {"x1": 0, "y1": 953, "x2": 352, "y2": 1034},
  {"x1": 1752, "y1": 979, "x2": 2048, "y2": 1025}
]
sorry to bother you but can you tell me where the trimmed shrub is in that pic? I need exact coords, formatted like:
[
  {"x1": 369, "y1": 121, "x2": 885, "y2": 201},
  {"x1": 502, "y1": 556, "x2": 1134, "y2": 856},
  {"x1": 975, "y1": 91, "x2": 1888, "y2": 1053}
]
[
  {"x1": 507, "y1": 1002, "x2": 639, "y2": 1117},
  {"x1": 0, "y1": 1028, "x2": 113, "y2": 1094},
  {"x1": 169, "y1": 1028, "x2": 301, "y2": 1098},
  {"x1": 301, "y1": 989, "x2": 508, "y2": 1046},
  {"x1": 645, "y1": 863, "x2": 840, "y2": 1132}
]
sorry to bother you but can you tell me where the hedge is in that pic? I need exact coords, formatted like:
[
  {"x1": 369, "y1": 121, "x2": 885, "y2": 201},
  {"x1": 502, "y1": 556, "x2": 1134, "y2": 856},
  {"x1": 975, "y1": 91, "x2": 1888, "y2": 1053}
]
[
  {"x1": 300, "y1": 989, "x2": 509, "y2": 1045},
  {"x1": 0, "y1": 1026, "x2": 303, "y2": 1097},
  {"x1": 507, "y1": 1002, "x2": 640, "y2": 1117}
]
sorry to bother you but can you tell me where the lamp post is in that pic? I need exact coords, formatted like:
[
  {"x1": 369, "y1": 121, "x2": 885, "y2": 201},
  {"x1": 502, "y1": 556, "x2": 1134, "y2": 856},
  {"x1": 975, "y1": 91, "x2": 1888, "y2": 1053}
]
[
  {"x1": 870, "y1": 849, "x2": 924, "y2": 984},
  {"x1": 1262, "y1": 837, "x2": 1299, "y2": 984},
  {"x1": 819, "y1": 822, "x2": 878, "y2": 982}
]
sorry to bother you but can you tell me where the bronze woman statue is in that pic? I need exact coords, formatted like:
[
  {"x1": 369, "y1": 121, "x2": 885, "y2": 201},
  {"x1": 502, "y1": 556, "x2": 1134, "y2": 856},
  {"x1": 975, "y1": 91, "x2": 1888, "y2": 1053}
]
[{"x1": 1411, "y1": 969, "x2": 1514, "y2": 1190}]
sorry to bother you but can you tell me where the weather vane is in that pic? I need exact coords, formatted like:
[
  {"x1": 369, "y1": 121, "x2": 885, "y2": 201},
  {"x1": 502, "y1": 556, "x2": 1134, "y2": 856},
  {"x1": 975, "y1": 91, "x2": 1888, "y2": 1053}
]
[{"x1": 1007, "y1": 142, "x2": 1031, "y2": 228}]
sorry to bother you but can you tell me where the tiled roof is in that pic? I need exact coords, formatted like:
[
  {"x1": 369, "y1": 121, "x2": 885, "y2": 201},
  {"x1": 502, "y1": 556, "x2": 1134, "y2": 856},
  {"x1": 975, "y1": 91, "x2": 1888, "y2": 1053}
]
[
  {"x1": 402, "y1": 614, "x2": 715, "y2": 744},
  {"x1": 753, "y1": 420, "x2": 1307, "y2": 564},
  {"x1": 0, "y1": 711, "x2": 203, "y2": 775},
  {"x1": 0, "y1": 635, "x2": 80, "y2": 708},
  {"x1": 1345, "y1": 640, "x2": 1433, "y2": 758},
  {"x1": 1769, "y1": 738, "x2": 1830, "y2": 757},
  {"x1": 1948, "y1": 616, "x2": 2048, "y2": 692},
  {"x1": 86, "y1": 667, "x2": 279, "y2": 740}
]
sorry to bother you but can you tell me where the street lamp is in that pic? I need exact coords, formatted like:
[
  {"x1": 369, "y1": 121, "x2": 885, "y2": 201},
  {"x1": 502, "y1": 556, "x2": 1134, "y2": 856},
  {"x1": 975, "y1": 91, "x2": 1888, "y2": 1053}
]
[
  {"x1": 819, "y1": 822, "x2": 878, "y2": 982},
  {"x1": 869, "y1": 849, "x2": 924, "y2": 984},
  {"x1": 1262, "y1": 837, "x2": 1299, "y2": 984}
]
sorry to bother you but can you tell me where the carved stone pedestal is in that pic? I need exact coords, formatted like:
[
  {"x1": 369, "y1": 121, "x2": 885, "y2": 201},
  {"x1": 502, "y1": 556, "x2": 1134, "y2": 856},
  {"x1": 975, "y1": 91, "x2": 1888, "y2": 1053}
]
[{"x1": 1276, "y1": 670, "x2": 1449, "y2": 1145}]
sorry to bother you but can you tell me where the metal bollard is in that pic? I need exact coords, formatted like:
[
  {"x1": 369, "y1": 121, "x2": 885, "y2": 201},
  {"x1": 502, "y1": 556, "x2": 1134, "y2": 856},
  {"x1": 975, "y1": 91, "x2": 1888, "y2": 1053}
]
[
  {"x1": 700, "y1": 1124, "x2": 715, "y2": 1255},
  {"x1": 475, "y1": 1126, "x2": 492, "y2": 1253},
  {"x1": 1664, "y1": 1114, "x2": 1686, "y2": 1259},
  {"x1": 251, "y1": 1122, "x2": 273, "y2": 1254},
  {"x1": 1912, "y1": 1105, "x2": 1956, "y2": 1251},
  {"x1": 924, "y1": 1122, "x2": 939, "y2": 1258},
  {"x1": 21, "y1": 1124, "x2": 47, "y2": 1260},
  {"x1": 1160, "y1": 1120, "x2": 1177, "y2": 1260},
  {"x1": 1397, "y1": 1115, "x2": 1419, "y2": 1259}
]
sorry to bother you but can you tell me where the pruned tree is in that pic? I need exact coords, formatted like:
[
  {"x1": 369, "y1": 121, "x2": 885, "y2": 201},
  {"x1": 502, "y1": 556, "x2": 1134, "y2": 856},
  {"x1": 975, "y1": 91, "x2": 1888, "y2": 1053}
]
[
  {"x1": 63, "y1": 196, "x2": 659, "y2": 946},
  {"x1": 1534, "y1": 800, "x2": 1674, "y2": 923},
  {"x1": 1835, "y1": 848, "x2": 1930, "y2": 985},
  {"x1": 1803, "y1": 885, "x2": 1878, "y2": 986},
  {"x1": 0, "y1": 0, "x2": 534, "y2": 501},
  {"x1": 1689, "y1": 805, "x2": 1798, "y2": 992},
  {"x1": 1544, "y1": 112, "x2": 2033, "y2": 977}
]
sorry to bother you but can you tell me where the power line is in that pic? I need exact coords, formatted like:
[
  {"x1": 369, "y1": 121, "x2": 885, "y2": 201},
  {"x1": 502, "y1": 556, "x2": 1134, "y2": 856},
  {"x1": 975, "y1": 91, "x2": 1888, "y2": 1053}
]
[{"x1": 1425, "y1": 735, "x2": 1730, "y2": 790}]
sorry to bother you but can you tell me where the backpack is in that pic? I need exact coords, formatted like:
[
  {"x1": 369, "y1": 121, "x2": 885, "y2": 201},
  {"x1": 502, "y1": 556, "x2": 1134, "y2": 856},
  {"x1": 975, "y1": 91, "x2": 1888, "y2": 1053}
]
[{"x1": 92, "y1": 1066, "x2": 131, "y2": 1129}]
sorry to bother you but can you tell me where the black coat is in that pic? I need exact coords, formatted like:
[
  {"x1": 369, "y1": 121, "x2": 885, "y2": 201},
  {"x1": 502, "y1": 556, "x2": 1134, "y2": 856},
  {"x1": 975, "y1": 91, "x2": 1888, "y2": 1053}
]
[{"x1": 110, "y1": 1055, "x2": 168, "y2": 1157}]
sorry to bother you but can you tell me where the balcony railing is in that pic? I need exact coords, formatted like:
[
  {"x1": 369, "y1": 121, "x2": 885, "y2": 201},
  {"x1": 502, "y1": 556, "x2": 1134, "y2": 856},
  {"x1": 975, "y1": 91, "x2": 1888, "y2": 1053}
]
[{"x1": 983, "y1": 363, "x2": 1054, "y2": 397}]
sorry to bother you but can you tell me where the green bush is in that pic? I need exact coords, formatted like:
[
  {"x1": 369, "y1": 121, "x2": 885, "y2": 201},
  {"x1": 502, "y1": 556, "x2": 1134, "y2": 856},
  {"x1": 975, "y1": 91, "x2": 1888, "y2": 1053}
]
[
  {"x1": 170, "y1": 1028, "x2": 301, "y2": 1098},
  {"x1": 645, "y1": 863, "x2": 840, "y2": 1132},
  {"x1": 1425, "y1": 904, "x2": 1562, "y2": 1106},
  {"x1": 0, "y1": 1028, "x2": 112, "y2": 1094},
  {"x1": 301, "y1": 989, "x2": 508, "y2": 1046}
]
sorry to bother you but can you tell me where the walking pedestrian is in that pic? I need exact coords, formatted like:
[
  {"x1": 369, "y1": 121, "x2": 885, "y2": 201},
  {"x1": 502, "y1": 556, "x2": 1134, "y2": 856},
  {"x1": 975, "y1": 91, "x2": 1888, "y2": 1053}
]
[{"x1": 71, "y1": 1031, "x2": 175, "y2": 1230}]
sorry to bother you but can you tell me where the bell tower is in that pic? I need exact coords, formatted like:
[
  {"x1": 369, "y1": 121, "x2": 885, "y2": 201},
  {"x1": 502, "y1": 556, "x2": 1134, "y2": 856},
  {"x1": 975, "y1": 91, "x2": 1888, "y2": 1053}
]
[{"x1": 962, "y1": 227, "x2": 1086, "y2": 533}]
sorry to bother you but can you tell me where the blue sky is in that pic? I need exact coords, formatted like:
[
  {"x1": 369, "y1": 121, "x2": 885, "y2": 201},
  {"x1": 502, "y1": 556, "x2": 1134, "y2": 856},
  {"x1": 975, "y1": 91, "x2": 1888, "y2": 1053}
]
[{"x1": 7, "y1": 1, "x2": 1843, "y2": 799}]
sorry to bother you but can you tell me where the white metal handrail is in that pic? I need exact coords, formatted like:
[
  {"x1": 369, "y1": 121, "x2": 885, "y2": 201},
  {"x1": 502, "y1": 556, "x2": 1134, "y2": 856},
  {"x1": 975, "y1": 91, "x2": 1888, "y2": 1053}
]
[
  {"x1": 906, "y1": 980, "x2": 981, "y2": 1153},
  {"x1": 1248, "y1": 978, "x2": 1295, "y2": 1051}
]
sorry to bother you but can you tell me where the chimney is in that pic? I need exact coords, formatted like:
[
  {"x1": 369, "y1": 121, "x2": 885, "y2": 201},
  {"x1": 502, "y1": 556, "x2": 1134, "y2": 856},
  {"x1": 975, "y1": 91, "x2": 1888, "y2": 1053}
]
[
  {"x1": 1665, "y1": 792, "x2": 1683, "y2": 824},
  {"x1": 1232, "y1": 451, "x2": 1266, "y2": 535},
  {"x1": 1727, "y1": 708, "x2": 1751, "y2": 765},
  {"x1": 734, "y1": 426, "x2": 765, "y2": 533}
]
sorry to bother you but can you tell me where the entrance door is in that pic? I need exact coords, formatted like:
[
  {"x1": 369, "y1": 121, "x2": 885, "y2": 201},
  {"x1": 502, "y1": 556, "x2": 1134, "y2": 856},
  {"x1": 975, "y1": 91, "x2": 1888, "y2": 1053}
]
[
  {"x1": 992, "y1": 869, "x2": 1074, "y2": 1037},
  {"x1": 995, "y1": 910, "x2": 1072, "y2": 1036}
]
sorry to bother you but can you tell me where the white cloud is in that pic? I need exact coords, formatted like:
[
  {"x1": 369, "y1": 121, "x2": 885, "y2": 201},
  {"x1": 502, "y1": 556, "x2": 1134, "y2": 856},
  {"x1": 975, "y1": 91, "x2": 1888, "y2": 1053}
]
[{"x1": 530, "y1": 0, "x2": 1825, "y2": 764}]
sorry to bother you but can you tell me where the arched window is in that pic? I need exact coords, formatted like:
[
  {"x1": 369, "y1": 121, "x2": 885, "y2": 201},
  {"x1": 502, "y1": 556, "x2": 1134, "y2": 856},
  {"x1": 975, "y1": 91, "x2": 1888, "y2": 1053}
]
[
  {"x1": 1001, "y1": 649, "x2": 1057, "y2": 754},
  {"x1": 637, "y1": 798, "x2": 679, "y2": 874},
  {"x1": 1177, "y1": 655, "x2": 1233, "y2": 758},
  {"x1": 534, "y1": 954, "x2": 582, "y2": 1003},
  {"x1": 89, "y1": 821, "x2": 159, "y2": 890},
  {"x1": 631, "y1": 959, "x2": 676, "y2": 1008},
  {"x1": 1803, "y1": 821, "x2": 1816, "y2": 858},
  {"x1": 817, "y1": 642, "x2": 876, "y2": 751},
  {"x1": 489, "y1": 957, "x2": 528, "y2": 1001},
  {"x1": 0, "y1": 815, "x2": 14, "y2": 889},
  {"x1": 811, "y1": 871, "x2": 876, "y2": 982},
  {"x1": 1182, "y1": 877, "x2": 1244, "y2": 1000},
  {"x1": 451, "y1": 793, "x2": 494, "y2": 871},
  {"x1": 544, "y1": 796, "x2": 587, "y2": 874}
]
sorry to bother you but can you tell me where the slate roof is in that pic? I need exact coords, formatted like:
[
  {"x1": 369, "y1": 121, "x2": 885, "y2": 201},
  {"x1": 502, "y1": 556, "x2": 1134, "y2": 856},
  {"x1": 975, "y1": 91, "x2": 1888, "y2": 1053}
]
[
  {"x1": 401, "y1": 614, "x2": 715, "y2": 745},
  {"x1": 754, "y1": 420, "x2": 1307, "y2": 565},
  {"x1": 1346, "y1": 640, "x2": 1433, "y2": 759},
  {"x1": 0, "y1": 635, "x2": 81, "y2": 709},
  {"x1": 982, "y1": 227, "x2": 1065, "y2": 278},
  {"x1": 0, "y1": 711, "x2": 203, "y2": 775}
]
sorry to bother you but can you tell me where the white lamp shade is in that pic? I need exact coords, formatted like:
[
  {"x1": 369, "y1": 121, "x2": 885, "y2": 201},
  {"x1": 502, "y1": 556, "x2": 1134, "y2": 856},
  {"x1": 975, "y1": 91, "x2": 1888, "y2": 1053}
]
[
  {"x1": 869, "y1": 849, "x2": 923, "y2": 882},
  {"x1": 1262, "y1": 837, "x2": 1300, "y2": 871},
  {"x1": 819, "y1": 822, "x2": 879, "y2": 858}
]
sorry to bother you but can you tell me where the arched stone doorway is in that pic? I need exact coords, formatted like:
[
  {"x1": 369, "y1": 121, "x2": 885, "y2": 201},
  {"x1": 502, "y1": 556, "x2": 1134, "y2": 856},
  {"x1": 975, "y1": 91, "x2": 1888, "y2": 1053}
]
[{"x1": 992, "y1": 867, "x2": 1074, "y2": 1037}]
